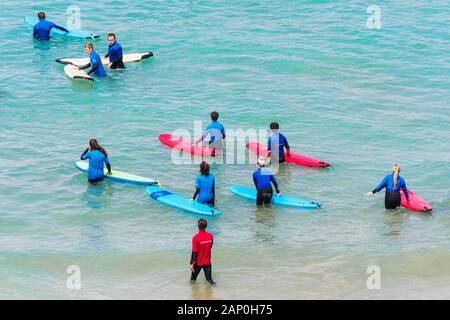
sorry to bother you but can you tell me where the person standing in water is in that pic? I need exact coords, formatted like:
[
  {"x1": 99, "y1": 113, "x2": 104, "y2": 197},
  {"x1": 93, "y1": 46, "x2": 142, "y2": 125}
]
[
  {"x1": 253, "y1": 157, "x2": 281, "y2": 206},
  {"x1": 366, "y1": 164, "x2": 410, "y2": 209},
  {"x1": 80, "y1": 139, "x2": 111, "y2": 184},
  {"x1": 32, "y1": 11, "x2": 69, "y2": 40},
  {"x1": 79, "y1": 43, "x2": 107, "y2": 77},
  {"x1": 104, "y1": 33, "x2": 125, "y2": 69},
  {"x1": 190, "y1": 218, "x2": 215, "y2": 286},
  {"x1": 267, "y1": 122, "x2": 291, "y2": 164},
  {"x1": 192, "y1": 162, "x2": 216, "y2": 206},
  {"x1": 195, "y1": 111, "x2": 226, "y2": 156}
]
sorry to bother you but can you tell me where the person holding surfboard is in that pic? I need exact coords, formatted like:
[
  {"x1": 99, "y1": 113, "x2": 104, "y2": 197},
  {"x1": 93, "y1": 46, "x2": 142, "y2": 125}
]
[
  {"x1": 104, "y1": 33, "x2": 125, "y2": 69},
  {"x1": 194, "y1": 111, "x2": 226, "y2": 156},
  {"x1": 267, "y1": 122, "x2": 291, "y2": 164},
  {"x1": 366, "y1": 164, "x2": 410, "y2": 209},
  {"x1": 78, "y1": 43, "x2": 107, "y2": 77},
  {"x1": 80, "y1": 139, "x2": 112, "y2": 184},
  {"x1": 190, "y1": 218, "x2": 215, "y2": 286},
  {"x1": 253, "y1": 157, "x2": 281, "y2": 206},
  {"x1": 192, "y1": 162, "x2": 216, "y2": 206},
  {"x1": 32, "y1": 11, "x2": 69, "y2": 40}
]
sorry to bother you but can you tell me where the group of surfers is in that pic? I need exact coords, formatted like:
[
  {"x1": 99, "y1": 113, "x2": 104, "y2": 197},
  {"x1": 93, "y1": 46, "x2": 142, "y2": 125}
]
[
  {"x1": 79, "y1": 111, "x2": 410, "y2": 210},
  {"x1": 32, "y1": 11, "x2": 124, "y2": 77}
]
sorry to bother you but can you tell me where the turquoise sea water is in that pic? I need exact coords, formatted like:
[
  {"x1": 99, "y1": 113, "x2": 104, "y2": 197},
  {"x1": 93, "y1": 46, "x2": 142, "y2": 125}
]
[{"x1": 1, "y1": 0, "x2": 449, "y2": 299}]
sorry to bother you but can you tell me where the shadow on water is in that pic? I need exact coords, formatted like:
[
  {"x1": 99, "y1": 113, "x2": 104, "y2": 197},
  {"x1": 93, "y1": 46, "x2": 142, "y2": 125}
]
[
  {"x1": 81, "y1": 180, "x2": 114, "y2": 209},
  {"x1": 253, "y1": 205, "x2": 277, "y2": 243},
  {"x1": 190, "y1": 281, "x2": 216, "y2": 300}
]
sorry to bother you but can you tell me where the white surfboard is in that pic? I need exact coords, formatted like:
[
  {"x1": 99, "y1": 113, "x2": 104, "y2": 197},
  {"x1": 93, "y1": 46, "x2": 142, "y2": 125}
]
[
  {"x1": 64, "y1": 65, "x2": 94, "y2": 81},
  {"x1": 56, "y1": 52, "x2": 154, "y2": 67}
]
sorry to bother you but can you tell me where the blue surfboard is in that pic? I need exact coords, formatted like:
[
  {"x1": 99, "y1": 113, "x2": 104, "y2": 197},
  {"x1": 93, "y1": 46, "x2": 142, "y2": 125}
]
[
  {"x1": 229, "y1": 185, "x2": 321, "y2": 209},
  {"x1": 146, "y1": 186, "x2": 221, "y2": 216},
  {"x1": 75, "y1": 161, "x2": 159, "y2": 186},
  {"x1": 25, "y1": 16, "x2": 99, "y2": 39}
]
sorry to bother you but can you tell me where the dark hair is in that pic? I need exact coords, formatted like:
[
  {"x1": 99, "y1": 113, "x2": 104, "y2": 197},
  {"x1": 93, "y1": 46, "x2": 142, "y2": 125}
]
[
  {"x1": 200, "y1": 161, "x2": 210, "y2": 176},
  {"x1": 270, "y1": 122, "x2": 279, "y2": 130},
  {"x1": 107, "y1": 33, "x2": 116, "y2": 39},
  {"x1": 37, "y1": 12, "x2": 46, "y2": 20},
  {"x1": 210, "y1": 111, "x2": 219, "y2": 121},
  {"x1": 198, "y1": 218, "x2": 207, "y2": 230},
  {"x1": 89, "y1": 139, "x2": 108, "y2": 156}
]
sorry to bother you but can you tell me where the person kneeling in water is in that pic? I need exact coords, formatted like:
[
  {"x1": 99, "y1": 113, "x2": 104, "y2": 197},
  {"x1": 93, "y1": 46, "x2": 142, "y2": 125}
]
[
  {"x1": 366, "y1": 164, "x2": 410, "y2": 209},
  {"x1": 79, "y1": 43, "x2": 107, "y2": 77},
  {"x1": 192, "y1": 162, "x2": 215, "y2": 206},
  {"x1": 80, "y1": 139, "x2": 111, "y2": 184},
  {"x1": 253, "y1": 157, "x2": 281, "y2": 206}
]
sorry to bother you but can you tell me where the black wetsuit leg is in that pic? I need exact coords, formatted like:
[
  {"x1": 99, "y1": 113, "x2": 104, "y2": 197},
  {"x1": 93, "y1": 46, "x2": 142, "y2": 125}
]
[
  {"x1": 110, "y1": 59, "x2": 125, "y2": 69},
  {"x1": 203, "y1": 265, "x2": 215, "y2": 284},
  {"x1": 256, "y1": 188, "x2": 273, "y2": 205},
  {"x1": 385, "y1": 191, "x2": 401, "y2": 209},
  {"x1": 190, "y1": 264, "x2": 202, "y2": 281},
  {"x1": 88, "y1": 178, "x2": 103, "y2": 184}
]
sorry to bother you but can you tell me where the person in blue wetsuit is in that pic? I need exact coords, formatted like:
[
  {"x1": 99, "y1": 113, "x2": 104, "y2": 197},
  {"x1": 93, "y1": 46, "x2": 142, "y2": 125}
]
[
  {"x1": 32, "y1": 11, "x2": 69, "y2": 40},
  {"x1": 79, "y1": 43, "x2": 107, "y2": 77},
  {"x1": 80, "y1": 139, "x2": 112, "y2": 184},
  {"x1": 195, "y1": 111, "x2": 226, "y2": 157},
  {"x1": 267, "y1": 122, "x2": 291, "y2": 164},
  {"x1": 366, "y1": 164, "x2": 410, "y2": 209},
  {"x1": 253, "y1": 157, "x2": 281, "y2": 206},
  {"x1": 192, "y1": 162, "x2": 216, "y2": 206},
  {"x1": 104, "y1": 33, "x2": 125, "y2": 69}
]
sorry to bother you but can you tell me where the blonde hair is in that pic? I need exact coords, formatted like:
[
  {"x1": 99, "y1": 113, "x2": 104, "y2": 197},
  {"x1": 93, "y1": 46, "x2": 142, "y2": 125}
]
[
  {"x1": 392, "y1": 164, "x2": 401, "y2": 189},
  {"x1": 84, "y1": 43, "x2": 94, "y2": 50}
]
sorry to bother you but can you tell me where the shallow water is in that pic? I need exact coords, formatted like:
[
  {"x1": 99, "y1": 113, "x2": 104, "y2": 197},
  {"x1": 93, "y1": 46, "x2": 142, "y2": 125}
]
[{"x1": 0, "y1": 0, "x2": 449, "y2": 299}]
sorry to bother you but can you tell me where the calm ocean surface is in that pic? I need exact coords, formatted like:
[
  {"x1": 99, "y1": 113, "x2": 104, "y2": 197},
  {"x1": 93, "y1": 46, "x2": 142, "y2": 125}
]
[{"x1": 0, "y1": 0, "x2": 449, "y2": 299}]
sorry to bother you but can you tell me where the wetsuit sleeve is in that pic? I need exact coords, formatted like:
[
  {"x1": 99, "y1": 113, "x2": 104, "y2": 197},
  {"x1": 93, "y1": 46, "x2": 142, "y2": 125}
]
[
  {"x1": 373, "y1": 176, "x2": 387, "y2": 193},
  {"x1": 252, "y1": 172, "x2": 258, "y2": 189},
  {"x1": 190, "y1": 237, "x2": 198, "y2": 264},
  {"x1": 212, "y1": 178, "x2": 215, "y2": 199},
  {"x1": 402, "y1": 180, "x2": 409, "y2": 199},
  {"x1": 192, "y1": 189, "x2": 200, "y2": 200},
  {"x1": 81, "y1": 148, "x2": 90, "y2": 160},
  {"x1": 267, "y1": 137, "x2": 272, "y2": 151},
  {"x1": 270, "y1": 175, "x2": 280, "y2": 193},
  {"x1": 190, "y1": 252, "x2": 197, "y2": 265},
  {"x1": 221, "y1": 126, "x2": 226, "y2": 139},
  {"x1": 104, "y1": 156, "x2": 111, "y2": 173},
  {"x1": 33, "y1": 25, "x2": 38, "y2": 38},
  {"x1": 79, "y1": 63, "x2": 91, "y2": 70},
  {"x1": 52, "y1": 23, "x2": 69, "y2": 33},
  {"x1": 87, "y1": 62, "x2": 99, "y2": 75},
  {"x1": 284, "y1": 136, "x2": 290, "y2": 150}
]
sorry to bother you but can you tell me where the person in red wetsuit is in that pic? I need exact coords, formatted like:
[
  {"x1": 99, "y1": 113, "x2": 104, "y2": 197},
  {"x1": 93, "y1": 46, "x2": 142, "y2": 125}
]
[{"x1": 190, "y1": 218, "x2": 215, "y2": 285}]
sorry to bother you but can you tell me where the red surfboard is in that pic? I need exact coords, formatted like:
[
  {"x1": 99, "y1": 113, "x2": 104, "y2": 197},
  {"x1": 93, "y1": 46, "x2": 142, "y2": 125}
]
[
  {"x1": 246, "y1": 142, "x2": 329, "y2": 168},
  {"x1": 401, "y1": 190, "x2": 432, "y2": 212},
  {"x1": 159, "y1": 134, "x2": 219, "y2": 157}
]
